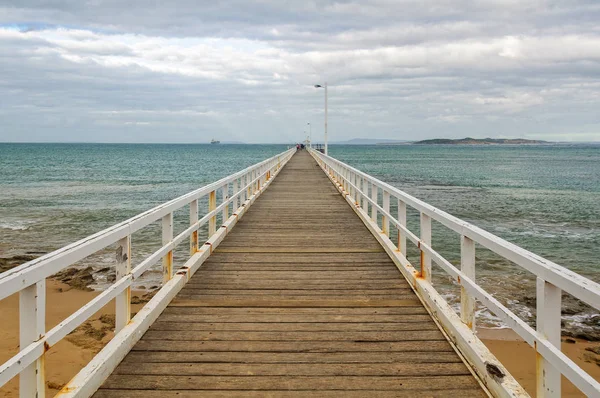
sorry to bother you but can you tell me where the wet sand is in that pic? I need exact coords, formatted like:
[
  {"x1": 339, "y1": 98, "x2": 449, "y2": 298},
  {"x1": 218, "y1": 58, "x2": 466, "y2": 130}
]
[{"x1": 1, "y1": 280, "x2": 599, "y2": 397}]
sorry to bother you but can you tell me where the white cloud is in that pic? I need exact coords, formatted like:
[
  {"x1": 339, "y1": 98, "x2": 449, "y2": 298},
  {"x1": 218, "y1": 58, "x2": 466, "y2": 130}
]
[{"x1": 0, "y1": 0, "x2": 599, "y2": 142}]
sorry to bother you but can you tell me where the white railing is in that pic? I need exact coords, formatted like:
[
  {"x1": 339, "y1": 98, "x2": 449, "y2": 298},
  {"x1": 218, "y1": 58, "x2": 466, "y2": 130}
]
[
  {"x1": 0, "y1": 148, "x2": 295, "y2": 398},
  {"x1": 310, "y1": 149, "x2": 600, "y2": 398}
]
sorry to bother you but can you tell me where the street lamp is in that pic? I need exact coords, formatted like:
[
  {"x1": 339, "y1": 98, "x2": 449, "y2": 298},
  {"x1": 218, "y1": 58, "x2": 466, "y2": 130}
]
[
  {"x1": 314, "y1": 83, "x2": 328, "y2": 155},
  {"x1": 307, "y1": 122, "x2": 311, "y2": 148}
]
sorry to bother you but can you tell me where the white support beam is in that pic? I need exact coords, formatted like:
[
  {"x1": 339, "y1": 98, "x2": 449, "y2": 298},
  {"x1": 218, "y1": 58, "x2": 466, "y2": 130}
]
[
  {"x1": 461, "y1": 235, "x2": 476, "y2": 330},
  {"x1": 115, "y1": 236, "x2": 131, "y2": 333},
  {"x1": 397, "y1": 199, "x2": 407, "y2": 255},
  {"x1": 537, "y1": 278, "x2": 561, "y2": 398},
  {"x1": 161, "y1": 213, "x2": 173, "y2": 284},
  {"x1": 370, "y1": 183, "x2": 377, "y2": 222},
  {"x1": 190, "y1": 199, "x2": 198, "y2": 255},
  {"x1": 382, "y1": 190, "x2": 390, "y2": 236},
  {"x1": 19, "y1": 280, "x2": 45, "y2": 398},
  {"x1": 420, "y1": 212, "x2": 432, "y2": 282}
]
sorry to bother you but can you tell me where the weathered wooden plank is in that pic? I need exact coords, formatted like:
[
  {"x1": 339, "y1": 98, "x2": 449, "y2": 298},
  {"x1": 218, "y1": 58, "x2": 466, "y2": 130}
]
[
  {"x1": 174, "y1": 295, "x2": 416, "y2": 302},
  {"x1": 177, "y1": 289, "x2": 412, "y2": 295},
  {"x1": 156, "y1": 314, "x2": 433, "y2": 323},
  {"x1": 131, "y1": 340, "x2": 456, "y2": 353},
  {"x1": 121, "y1": 351, "x2": 462, "y2": 364},
  {"x1": 100, "y1": 375, "x2": 482, "y2": 391},
  {"x1": 149, "y1": 321, "x2": 439, "y2": 332},
  {"x1": 162, "y1": 306, "x2": 430, "y2": 315},
  {"x1": 214, "y1": 248, "x2": 386, "y2": 253},
  {"x1": 204, "y1": 253, "x2": 393, "y2": 263},
  {"x1": 141, "y1": 330, "x2": 445, "y2": 341},
  {"x1": 168, "y1": 299, "x2": 424, "y2": 307},
  {"x1": 113, "y1": 362, "x2": 471, "y2": 376},
  {"x1": 94, "y1": 390, "x2": 484, "y2": 398},
  {"x1": 184, "y1": 281, "x2": 410, "y2": 289}
]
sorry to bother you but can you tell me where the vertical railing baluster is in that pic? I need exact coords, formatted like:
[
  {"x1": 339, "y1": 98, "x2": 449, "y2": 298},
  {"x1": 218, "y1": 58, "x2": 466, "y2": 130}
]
[
  {"x1": 360, "y1": 177, "x2": 365, "y2": 209},
  {"x1": 397, "y1": 199, "x2": 407, "y2": 255},
  {"x1": 208, "y1": 190, "x2": 216, "y2": 237},
  {"x1": 354, "y1": 173, "x2": 359, "y2": 205},
  {"x1": 190, "y1": 199, "x2": 198, "y2": 255},
  {"x1": 162, "y1": 213, "x2": 173, "y2": 283},
  {"x1": 536, "y1": 278, "x2": 561, "y2": 398},
  {"x1": 460, "y1": 236, "x2": 475, "y2": 330},
  {"x1": 221, "y1": 184, "x2": 227, "y2": 223},
  {"x1": 419, "y1": 213, "x2": 432, "y2": 282},
  {"x1": 19, "y1": 280, "x2": 45, "y2": 398},
  {"x1": 382, "y1": 190, "x2": 390, "y2": 236},
  {"x1": 233, "y1": 178, "x2": 239, "y2": 210},
  {"x1": 370, "y1": 183, "x2": 377, "y2": 222},
  {"x1": 115, "y1": 235, "x2": 131, "y2": 332}
]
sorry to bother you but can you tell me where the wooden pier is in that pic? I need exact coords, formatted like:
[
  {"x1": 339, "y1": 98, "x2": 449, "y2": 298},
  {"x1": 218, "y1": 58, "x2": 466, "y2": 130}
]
[
  {"x1": 93, "y1": 151, "x2": 485, "y2": 396},
  {"x1": 4, "y1": 148, "x2": 599, "y2": 398}
]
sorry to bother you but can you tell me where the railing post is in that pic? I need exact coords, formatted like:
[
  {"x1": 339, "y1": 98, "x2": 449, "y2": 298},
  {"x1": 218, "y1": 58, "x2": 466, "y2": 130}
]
[
  {"x1": 397, "y1": 199, "x2": 407, "y2": 255},
  {"x1": 382, "y1": 190, "x2": 390, "y2": 236},
  {"x1": 354, "y1": 173, "x2": 359, "y2": 205},
  {"x1": 419, "y1": 213, "x2": 432, "y2": 282},
  {"x1": 460, "y1": 236, "x2": 476, "y2": 330},
  {"x1": 360, "y1": 177, "x2": 365, "y2": 209},
  {"x1": 536, "y1": 278, "x2": 561, "y2": 398},
  {"x1": 221, "y1": 184, "x2": 228, "y2": 223},
  {"x1": 370, "y1": 183, "x2": 377, "y2": 222},
  {"x1": 208, "y1": 190, "x2": 217, "y2": 237},
  {"x1": 162, "y1": 213, "x2": 173, "y2": 283},
  {"x1": 190, "y1": 199, "x2": 198, "y2": 255},
  {"x1": 115, "y1": 235, "x2": 131, "y2": 333},
  {"x1": 19, "y1": 280, "x2": 45, "y2": 398},
  {"x1": 233, "y1": 179, "x2": 239, "y2": 210}
]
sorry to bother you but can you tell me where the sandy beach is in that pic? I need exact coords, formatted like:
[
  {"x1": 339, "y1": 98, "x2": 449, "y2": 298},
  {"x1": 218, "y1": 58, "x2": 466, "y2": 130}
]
[
  {"x1": 0, "y1": 279, "x2": 598, "y2": 397},
  {"x1": 0, "y1": 279, "x2": 146, "y2": 397}
]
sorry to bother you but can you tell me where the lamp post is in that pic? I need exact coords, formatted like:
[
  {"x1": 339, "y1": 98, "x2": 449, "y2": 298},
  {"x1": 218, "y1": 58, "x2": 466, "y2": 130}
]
[
  {"x1": 307, "y1": 122, "x2": 311, "y2": 148},
  {"x1": 314, "y1": 83, "x2": 328, "y2": 155}
]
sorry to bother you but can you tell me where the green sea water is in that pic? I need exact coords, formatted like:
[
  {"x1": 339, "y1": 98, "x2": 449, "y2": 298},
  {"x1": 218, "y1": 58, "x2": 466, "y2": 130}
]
[{"x1": 0, "y1": 143, "x2": 598, "y2": 334}]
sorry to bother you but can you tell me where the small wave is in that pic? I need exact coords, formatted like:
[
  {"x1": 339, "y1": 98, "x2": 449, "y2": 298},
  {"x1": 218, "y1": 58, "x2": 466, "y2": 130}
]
[{"x1": 0, "y1": 220, "x2": 35, "y2": 231}]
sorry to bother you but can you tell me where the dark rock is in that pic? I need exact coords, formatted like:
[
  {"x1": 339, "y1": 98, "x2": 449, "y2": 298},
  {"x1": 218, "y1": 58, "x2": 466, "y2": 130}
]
[
  {"x1": 99, "y1": 314, "x2": 115, "y2": 328},
  {"x1": 562, "y1": 330, "x2": 600, "y2": 342},
  {"x1": 0, "y1": 254, "x2": 38, "y2": 273},
  {"x1": 53, "y1": 266, "x2": 95, "y2": 291},
  {"x1": 130, "y1": 295, "x2": 142, "y2": 304},
  {"x1": 564, "y1": 338, "x2": 576, "y2": 344},
  {"x1": 585, "y1": 346, "x2": 600, "y2": 355}
]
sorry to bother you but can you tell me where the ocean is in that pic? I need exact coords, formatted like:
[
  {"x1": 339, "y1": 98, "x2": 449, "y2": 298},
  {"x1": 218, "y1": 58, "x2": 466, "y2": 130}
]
[{"x1": 0, "y1": 143, "x2": 598, "y2": 336}]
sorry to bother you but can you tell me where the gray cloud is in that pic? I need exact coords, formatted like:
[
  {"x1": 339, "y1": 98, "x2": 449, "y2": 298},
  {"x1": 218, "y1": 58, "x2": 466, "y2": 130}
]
[{"x1": 0, "y1": 0, "x2": 599, "y2": 142}]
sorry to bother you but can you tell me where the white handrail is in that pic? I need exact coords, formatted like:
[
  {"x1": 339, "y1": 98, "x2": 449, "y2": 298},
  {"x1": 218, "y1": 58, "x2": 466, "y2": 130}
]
[
  {"x1": 310, "y1": 148, "x2": 600, "y2": 398},
  {"x1": 0, "y1": 148, "x2": 295, "y2": 398}
]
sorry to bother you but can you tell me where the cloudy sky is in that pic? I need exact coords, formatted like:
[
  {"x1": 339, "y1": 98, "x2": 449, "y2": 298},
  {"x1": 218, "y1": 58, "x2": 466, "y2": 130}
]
[{"x1": 1, "y1": 1, "x2": 599, "y2": 143}]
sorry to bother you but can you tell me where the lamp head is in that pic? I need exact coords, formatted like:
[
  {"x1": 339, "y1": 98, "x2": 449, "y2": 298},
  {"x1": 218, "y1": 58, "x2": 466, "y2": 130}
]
[{"x1": 314, "y1": 84, "x2": 322, "y2": 88}]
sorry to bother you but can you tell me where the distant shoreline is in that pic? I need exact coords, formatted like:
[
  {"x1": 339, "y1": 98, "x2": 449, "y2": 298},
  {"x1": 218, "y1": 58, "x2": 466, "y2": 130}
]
[{"x1": 414, "y1": 137, "x2": 549, "y2": 145}]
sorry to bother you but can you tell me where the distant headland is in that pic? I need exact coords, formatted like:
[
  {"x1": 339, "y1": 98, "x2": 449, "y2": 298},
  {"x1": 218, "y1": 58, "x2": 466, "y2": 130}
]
[{"x1": 414, "y1": 137, "x2": 548, "y2": 145}]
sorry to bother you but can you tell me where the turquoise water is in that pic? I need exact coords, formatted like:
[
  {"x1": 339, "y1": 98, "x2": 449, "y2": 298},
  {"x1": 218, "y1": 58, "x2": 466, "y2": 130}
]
[
  {"x1": 0, "y1": 143, "x2": 598, "y2": 334},
  {"x1": 329, "y1": 144, "x2": 599, "y2": 335}
]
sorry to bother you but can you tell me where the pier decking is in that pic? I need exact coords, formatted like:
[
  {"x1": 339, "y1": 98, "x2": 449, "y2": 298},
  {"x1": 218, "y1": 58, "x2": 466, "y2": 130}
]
[{"x1": 93, "y1": 151, "x2": 485, "y2": 397}]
